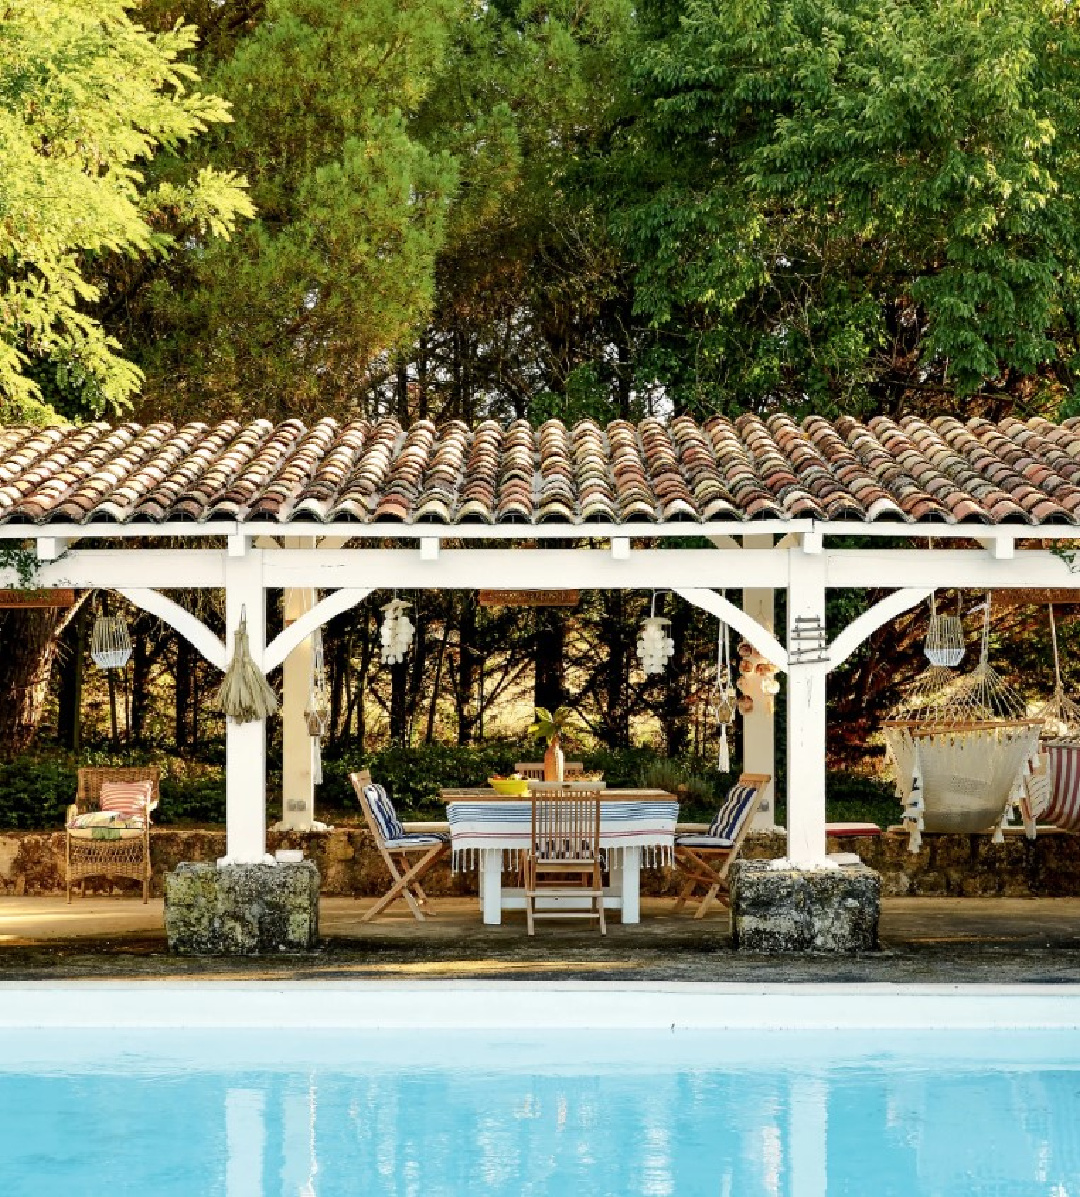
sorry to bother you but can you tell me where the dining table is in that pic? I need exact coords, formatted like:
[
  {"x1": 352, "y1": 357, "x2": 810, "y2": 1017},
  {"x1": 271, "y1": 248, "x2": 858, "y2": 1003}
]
[{"x1": 440, "y1": 786, "x2": 679, "y2": 925}]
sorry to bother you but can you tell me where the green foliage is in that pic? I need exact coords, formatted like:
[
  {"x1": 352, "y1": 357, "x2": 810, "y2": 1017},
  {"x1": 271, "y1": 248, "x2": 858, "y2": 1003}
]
[
  {"x1": 605, "y1": 0, "x2": 1080, "y2": 413},
  {"x1": 527, "y1": 705, "x2": 578, "y2": 744},
  {"x1": 0, "y1": 755, "x2": 77, "y2": 829},
  {"x1": 0, "y1": 0, "x2": 253, "y2": 422}
]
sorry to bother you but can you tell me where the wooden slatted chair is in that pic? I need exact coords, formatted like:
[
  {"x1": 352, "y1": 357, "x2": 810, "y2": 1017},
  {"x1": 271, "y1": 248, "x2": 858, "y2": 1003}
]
[
  {"x1": 673, "y1": 773, "x2": 770, "y2": 918},
  {"x1": 66, "y1": 766, "x2": 160, "y2": 903},
  {"x1": 514, "y1": 761, "x2": 584, "y2": 780},
  {"x1": 524, "y1": 786, "x2": 606, "y2": 936},
  {"x1": 350, "y1": 770, "x2": 449, "y2": 922}
]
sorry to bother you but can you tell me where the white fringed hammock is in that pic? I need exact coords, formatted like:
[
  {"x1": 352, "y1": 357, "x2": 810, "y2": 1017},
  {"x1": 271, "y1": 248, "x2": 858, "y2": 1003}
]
[{"x1": 884, "y1": 596, "x2": 1043, "y2": 852}]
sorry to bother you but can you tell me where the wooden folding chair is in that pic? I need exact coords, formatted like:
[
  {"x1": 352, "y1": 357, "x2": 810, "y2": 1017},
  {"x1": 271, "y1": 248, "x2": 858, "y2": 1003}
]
[
  {"x1": 350, "y1": 771, "x2": 449, "y2": 922},
  {"x1": 524, "y1": 786, "x2": 606, "y2": 936},
  {"x1": 673, "y1": 773, "x2": 770, "y2": 918},
  {"x1": 514, "y1": 761, "x2": 584, "y2": 780}
]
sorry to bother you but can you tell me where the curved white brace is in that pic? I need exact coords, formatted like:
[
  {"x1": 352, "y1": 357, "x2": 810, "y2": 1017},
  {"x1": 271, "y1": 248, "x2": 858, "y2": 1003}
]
[
  {"x1": 827, "y1": 587, "x2": 932, "y2": 672},
  {"x1": 264, "y1": 587, "x2": 373, "y2": 674},
  {"x1": 674, "y1": 588, "x2": 788, "y2": 670},
  {"x1": 117, "y1": 587, "x2": 227, "y2": 671}
]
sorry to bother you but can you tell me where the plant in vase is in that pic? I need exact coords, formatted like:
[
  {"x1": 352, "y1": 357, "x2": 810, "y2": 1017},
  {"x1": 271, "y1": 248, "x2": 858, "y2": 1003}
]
[{"x1": 528, "y1": 705, "x2": 578, "y2": 782}]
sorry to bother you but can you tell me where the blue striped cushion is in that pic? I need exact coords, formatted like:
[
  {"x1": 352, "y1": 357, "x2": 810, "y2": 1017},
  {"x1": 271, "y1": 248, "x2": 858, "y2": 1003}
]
[
  {"x1": 364, "y1": 784, "x2": 404, "y2": 842},
  {"x1": 708, "y1": 783, "x2": 758, "y2": 841},
  {"x1": 384, "y1": 832, "x2": 450, "y2": 849}
]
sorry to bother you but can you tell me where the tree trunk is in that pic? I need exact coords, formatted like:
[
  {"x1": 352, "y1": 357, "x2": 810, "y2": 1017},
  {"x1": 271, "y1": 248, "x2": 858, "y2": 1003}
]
[
  {"x1": 599, "y1": 591, "x2": 630, "y2": 747},
  {"x1": 0, "y1": 607, "x2": 68, "y2": 758},
  {"x1": 453, "y1": 593, "x2": 477, "y2": 745},
  {"x1": 131, "y1": 622, "x2": 150, "y2": 743},
  {"x1": 175, "y1": 637, "x2": 192, "y2": 749},
  {"x1": 389, "y1": 658, "x2": 408, "y2": 744},
  {"x1": 534, "y1": 606, "x2": 565, "y2": 714},
  {"x1": 56, "y1": 604, "x2": 86, "y2": 751}
]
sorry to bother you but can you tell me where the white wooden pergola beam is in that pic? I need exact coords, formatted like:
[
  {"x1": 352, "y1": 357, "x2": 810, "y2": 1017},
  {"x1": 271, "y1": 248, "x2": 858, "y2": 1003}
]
[
  {"x1": 264, "y1": 587, "x2": 374, "y2": 673},
  {"x1": 674, "y1": 587, "x2": 787, "y2": 669},
  {"x1": 118, "y1": 587, "x2": 227, "y2": 670},
  {"x1": 826, "y1": 588, "x2": 933, "y2": 671},
  {"x1": 0, "y1": 550, "x2": 226, "y2": 589},
  {"x1": 824, "y1": 548, "x2": 1075, "y2": 589}
]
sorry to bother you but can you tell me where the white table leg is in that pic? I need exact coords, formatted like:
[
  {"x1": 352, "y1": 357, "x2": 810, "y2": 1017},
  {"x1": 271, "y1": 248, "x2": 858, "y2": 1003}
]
[
  {"x1": 619, "y1": 846, "x2": 641, "y2": 924},
  {"x1": 481, "y1": 848, "x2": 503, "y2": 925}
]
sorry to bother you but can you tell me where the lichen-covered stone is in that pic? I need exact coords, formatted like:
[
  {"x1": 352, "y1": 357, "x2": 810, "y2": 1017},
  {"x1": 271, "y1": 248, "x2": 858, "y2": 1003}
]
[
  {"x1": 731, "y1": 861, "x2": 880, "y2": 953},
  {"x1": 164, "y1": 862, "x2": 320, "y2": 955}
]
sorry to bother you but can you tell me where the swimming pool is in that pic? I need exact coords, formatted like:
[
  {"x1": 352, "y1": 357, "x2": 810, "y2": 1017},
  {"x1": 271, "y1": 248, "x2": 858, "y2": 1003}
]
[{"x1": 2, "y1": 983, "x2": 1079, "y2": 1196}]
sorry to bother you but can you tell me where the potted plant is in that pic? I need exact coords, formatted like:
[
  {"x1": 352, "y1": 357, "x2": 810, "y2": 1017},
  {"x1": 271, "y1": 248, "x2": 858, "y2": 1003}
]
[{"x1": 528, "y1": 705, "x2": 577, "y2": 782}]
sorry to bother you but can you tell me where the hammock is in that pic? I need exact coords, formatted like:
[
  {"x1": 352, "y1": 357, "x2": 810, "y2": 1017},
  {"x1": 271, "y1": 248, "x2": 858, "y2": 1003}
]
[
  {"x1": 883, "y1": 597, "x2": 1042, "y2": 852},
  {"x1": 1033, "y1": 605, "x2": 1080, "y2": 832}
]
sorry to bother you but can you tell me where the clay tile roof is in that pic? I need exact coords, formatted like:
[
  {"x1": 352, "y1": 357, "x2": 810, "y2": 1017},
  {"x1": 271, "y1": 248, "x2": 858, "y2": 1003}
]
[{"x1": 2, "y1": 413, "x2": 1080, "y2": 528}]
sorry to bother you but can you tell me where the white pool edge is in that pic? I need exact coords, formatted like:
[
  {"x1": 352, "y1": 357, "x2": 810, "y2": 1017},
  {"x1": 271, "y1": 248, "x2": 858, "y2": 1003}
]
[{"x1": 1, "y1": 981, "x2": 1080, "y2": 1030}]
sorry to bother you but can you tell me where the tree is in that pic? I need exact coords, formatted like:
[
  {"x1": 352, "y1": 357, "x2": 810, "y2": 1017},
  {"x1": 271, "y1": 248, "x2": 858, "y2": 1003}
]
[
  {"x1": 604, "y1": 0, "x2": 1080, "y2": 417},
  {"x1": 0, "y1": 0, "x2": 252, "y2": 423}
]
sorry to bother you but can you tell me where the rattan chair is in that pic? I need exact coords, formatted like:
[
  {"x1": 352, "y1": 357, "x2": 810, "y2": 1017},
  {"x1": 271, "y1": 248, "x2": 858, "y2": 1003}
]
[
  {"x1": 524, "y1": 786, "x2": 606, "y2": 936},
  {"x1": 66, "y1": 766, "x2": 160, "y2": 903}
]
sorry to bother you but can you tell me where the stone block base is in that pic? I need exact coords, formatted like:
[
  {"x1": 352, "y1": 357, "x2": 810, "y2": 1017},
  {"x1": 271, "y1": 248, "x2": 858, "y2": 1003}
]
[
  {"x1": 731, "y1": 860, "x2": 880, "y2": 953},
  {"x1": 164, "y1": 861, "x2": 320, "y2": 955}
]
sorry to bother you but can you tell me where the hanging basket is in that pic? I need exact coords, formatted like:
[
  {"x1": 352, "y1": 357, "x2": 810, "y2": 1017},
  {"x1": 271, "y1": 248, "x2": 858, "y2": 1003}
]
[{"x1": 90, "y1": 614, "x2": 132, "y2": 670}]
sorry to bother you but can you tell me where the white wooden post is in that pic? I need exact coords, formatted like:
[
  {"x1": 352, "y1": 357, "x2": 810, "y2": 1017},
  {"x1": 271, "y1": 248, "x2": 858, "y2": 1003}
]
[
  {"x1": 280, "y1": 536, "x2": 318, "y2": 831},
  {"x1": 222, "y1": 545, "x2": 271, "y2": 865},
  {"x1": 785, "y1": 539, "x2": 830, "y2": 866},
  {"x1": 742, "y1": 534, "x2": 777, "y2": 830}
]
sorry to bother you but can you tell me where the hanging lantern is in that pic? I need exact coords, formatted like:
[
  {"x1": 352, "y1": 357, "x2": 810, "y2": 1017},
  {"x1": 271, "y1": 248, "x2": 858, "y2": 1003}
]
[
  {"x1": 636, "y1": 593, "x2": 675, "y2": 675},
  {"x1": 90, "y1": 611, "x2": 131, "y2": 670},
  {"x1": 380, "y1": 597, "x2": 415, "y2": 665},
  {"x1": 924, "y1": 591, "x2": 965, "y2": 668},
  {"x1": 304, "y1": 627, "x2": 331, "y2": 738}
]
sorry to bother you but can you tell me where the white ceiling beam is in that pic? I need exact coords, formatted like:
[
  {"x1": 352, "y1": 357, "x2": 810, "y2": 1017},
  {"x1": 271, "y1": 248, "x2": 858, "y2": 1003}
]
[
  {"x1": 0, "y1": 549, "x2": 227, "y2": 590},
  {"x1": 824, "y1": 548, "x2": 1075, "y2": 590},
  {"x1": 35, "y1": 537, "x2": 69, "y2": 561},
  {"x1": 262, "y1": 548, "x2": 790, "y2": 591}
]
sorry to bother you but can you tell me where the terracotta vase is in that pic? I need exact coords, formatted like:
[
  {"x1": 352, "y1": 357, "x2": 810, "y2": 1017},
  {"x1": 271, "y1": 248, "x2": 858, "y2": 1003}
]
[{"x1": 543, "y1": 735, "x2": 565, "y2": 782}]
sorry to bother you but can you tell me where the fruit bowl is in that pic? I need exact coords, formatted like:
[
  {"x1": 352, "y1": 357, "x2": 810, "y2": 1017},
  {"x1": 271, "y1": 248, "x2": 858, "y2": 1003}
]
[{"x1": 488, "y1": 776, "x2": 530, "y2": 796}]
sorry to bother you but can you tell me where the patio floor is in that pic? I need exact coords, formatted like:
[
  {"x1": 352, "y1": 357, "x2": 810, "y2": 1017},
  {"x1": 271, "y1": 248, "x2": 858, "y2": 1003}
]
[{"x1": 1, "y1": 894, "x2": 1079, "y2": 983}]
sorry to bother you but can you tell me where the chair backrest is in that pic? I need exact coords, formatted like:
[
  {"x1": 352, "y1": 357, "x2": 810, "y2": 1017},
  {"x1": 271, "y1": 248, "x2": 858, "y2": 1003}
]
[
  {"x1": 529, "y1": 788, "x2": 602, "y2": 863},
  {"x1": 707, "y1": 773, "x2": 771, "y2": 844},
  {"x1": 76, "y1": 767, "x2": 159, "y2": 818},
  {"x1": 514, "y1": 761, "x2": 585, "y2": 780},
  {"x1": 350, "y1": 770, "x2": 404, "y2": 845}
]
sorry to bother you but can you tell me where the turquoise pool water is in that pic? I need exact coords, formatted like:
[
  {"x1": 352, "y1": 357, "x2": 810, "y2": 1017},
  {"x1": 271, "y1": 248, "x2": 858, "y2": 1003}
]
[{"x1": 2, "y1": 1029, "x2": 1079, "y2": 1196}]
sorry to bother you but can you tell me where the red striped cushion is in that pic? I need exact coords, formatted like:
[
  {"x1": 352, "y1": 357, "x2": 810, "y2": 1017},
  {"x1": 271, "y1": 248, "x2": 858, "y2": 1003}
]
[
  {"x1": 99, "y1": 780, "x2": 153, "y2": 824},
  {"x1": 1044, "y1": 744, "x2": 1080, "y2": 832}
]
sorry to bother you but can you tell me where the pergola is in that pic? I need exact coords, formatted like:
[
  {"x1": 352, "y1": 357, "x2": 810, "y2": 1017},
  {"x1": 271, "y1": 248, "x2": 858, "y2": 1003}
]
[{"x1": 2, "y1": 411, "x2": 1080, "y2": 874}]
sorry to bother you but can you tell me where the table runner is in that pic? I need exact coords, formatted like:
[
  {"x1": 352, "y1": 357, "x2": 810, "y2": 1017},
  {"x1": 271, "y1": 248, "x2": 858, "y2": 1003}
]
[{"x1": 447, "y1": 799, "x2": 679, "y2": 872}]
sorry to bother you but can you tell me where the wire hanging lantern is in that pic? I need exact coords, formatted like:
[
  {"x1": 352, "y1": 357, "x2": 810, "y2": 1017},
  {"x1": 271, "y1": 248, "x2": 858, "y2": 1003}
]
[
  {"x1": 637, "y1": 591, "x2": 675, "y2": 675},
  {"x1": 380, "y1": 596, "x2": 415, "y2": 665},
  {"x1": 923, "y1": 591, "x2": 965, "y2": 668},
  {"x1": 90, "y1": 600, "x2": 132, "y2": 670}
]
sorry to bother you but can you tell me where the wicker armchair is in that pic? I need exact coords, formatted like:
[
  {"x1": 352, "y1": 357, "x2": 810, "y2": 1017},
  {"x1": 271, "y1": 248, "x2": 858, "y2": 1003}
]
[{"x1": 66, "y1": 767, "x2": 160, "y2": 903}]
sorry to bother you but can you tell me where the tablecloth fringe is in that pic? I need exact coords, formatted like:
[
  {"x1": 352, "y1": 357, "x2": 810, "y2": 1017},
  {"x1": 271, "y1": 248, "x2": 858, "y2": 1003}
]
[{"x1": 451, "y1": 844, "x2": 673, "y2": 874}]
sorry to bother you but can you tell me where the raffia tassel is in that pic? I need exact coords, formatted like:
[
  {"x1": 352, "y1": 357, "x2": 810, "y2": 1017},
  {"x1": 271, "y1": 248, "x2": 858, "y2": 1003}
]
[
  {"x1": 213, "y1": 609, "x2": 279, "y2": 723},
  {"x1": 718, "y1": 724, "x2": 731, "y2": 773}
]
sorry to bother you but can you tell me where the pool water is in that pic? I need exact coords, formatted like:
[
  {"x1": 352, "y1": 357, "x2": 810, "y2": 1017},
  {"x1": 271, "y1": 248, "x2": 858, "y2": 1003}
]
[{"x1": 2, "y1": 1029, "x2": 1079, "y2": 1196}]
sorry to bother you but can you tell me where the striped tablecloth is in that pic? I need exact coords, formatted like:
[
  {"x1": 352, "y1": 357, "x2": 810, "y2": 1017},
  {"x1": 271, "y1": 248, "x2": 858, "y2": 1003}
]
[{"x1": 443, "y1": 789, "x2": 679, "y2": 872}]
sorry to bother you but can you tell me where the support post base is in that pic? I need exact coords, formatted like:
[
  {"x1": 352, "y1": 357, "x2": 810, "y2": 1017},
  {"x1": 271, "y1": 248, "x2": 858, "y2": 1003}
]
[
  {"x1": 730, "y1": 860, "x2": 880, "y2": 953},
  {"x1": 164, "y1": 861, "x2": 320, "y2": 955}
]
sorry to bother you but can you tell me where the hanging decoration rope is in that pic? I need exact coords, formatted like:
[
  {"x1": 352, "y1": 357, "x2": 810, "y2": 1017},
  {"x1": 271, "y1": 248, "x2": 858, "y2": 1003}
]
[
  {"x1": 304, "y1": 626, "x2": 330, "y2": 739},
  {"x1": 213, "y1": 607, "x2": 279, "y2": 723},
  {"x1": 380, "y1": 596, "x2": 415, "y2": 664},
  {"x1": 637, "y1": 591, "x2": 675, "y2": 675},
  {"x1": 1035, "y1": 605, "x2": 1080, "y2": 741},
  {"x1": 923, "y1": 591, "x2": 965, "y2": 668},
  {"x1": 90, "y1": 603, "x2": 132, "y2": 670},
  {"x1": 712, "y1": 610, "x2": 737, "y2": 772}
]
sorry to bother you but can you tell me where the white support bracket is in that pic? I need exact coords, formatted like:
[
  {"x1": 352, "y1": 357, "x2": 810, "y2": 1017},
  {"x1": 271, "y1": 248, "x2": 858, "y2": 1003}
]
[
  {"x1": 420, "y1": 537, "x2": 440, "y2": 562},
  {"x1": 802, "y1": 530, "x2": 823, "y2": 554},
  {"x1": 984, "y1": 536, "x2": 1015, "y2": 560},
  {"x1": 265, "y1": 587, "x2": 374, "y2": 673},
  {"x1": 117, "y1": 587, "x2": 227, "y2": 670},
  {"x1": 228, "y1": 534, "x2": 249, "y2": 558},
  {"x1": 35, "y1": 537, "x2": 69, "y2": 561},
  {"x1": 611, "y1": 537, "x2": 631, "y2": 560}
]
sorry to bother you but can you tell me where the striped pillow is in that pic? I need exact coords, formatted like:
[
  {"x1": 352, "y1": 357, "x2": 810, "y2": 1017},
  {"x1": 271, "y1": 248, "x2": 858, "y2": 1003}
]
[
  {"x1": 708, "y1": 783, "x2": 758, "y2": 841},
  {"x1": 99, "y1": 780, "x2": 153, "y2": 825},
  {"x1": 364, "y1": 784, "x2": 404, "y2": 843}
]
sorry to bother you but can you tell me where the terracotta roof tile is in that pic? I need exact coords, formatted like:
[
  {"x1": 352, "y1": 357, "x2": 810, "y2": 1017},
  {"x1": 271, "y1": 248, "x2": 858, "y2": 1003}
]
[{"x1": 2, "y1": 414, "x2": 1080, "y2": 528}]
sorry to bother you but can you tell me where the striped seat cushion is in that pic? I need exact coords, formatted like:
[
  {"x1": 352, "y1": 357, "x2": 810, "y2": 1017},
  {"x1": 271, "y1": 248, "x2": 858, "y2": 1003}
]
[
  {"x1": 1044, "y1": 743, "x2": 1080, "y2": 832},
  {"x1": 364, "y1": 783, "x2": 405, "y2": 843},
  {"x1": 707, "y1": 783, "x2": 759, "y2": 841},
  {"x1": 674, "y1": 833, "x2": 734, "y2": 849},
  {"x1": 99, "y1": 780, "x2": 154, "y2": 825},
  {"x1": 384, "y1": 832, "x2": 450, "y2": 849}
]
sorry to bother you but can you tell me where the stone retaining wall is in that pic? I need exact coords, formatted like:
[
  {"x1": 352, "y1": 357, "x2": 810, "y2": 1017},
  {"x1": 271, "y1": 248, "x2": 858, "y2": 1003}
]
[{"x1": 2, "y1": 825, "x2": 1078, "y2": 899}]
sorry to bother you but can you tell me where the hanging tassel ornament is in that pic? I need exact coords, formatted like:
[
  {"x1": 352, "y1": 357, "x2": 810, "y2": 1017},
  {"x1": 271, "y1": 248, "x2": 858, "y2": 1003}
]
[
  {"x1": 213, "y1": 607, "x2": 279, "y2": 723},
  {"x1": 380, "y1": 597, "x2": 415, "y2": 665},
  {"x1": 637, "y1": 591, "x2": 675, "y2": 675}
]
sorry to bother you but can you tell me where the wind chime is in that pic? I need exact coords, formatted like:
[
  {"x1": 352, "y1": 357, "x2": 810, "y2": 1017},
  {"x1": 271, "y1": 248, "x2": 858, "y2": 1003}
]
[
  {"x1": 711, "y1": 613, "x2": 737, "y2": 772},
  {"x1": 89, "y1": 596, "x2": 132, "y2": 669},
  {"x1": 380, "y1": 596, "x2": 415, "y2": 665},
  {"x1": 637, "y1": 591, "x2": 676, "y2": 675},
  {"x1": 304, "y1": 627, "x2": 330, "y2": 786}
]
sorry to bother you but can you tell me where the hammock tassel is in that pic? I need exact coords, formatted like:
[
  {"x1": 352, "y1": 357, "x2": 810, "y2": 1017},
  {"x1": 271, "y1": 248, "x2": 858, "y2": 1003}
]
[
  {"x1": 718, "y1": 723, "x2": 730, "y2": 773},
  {"x1": 213, "y1": 608, "x2": 278, "y2": 723}
]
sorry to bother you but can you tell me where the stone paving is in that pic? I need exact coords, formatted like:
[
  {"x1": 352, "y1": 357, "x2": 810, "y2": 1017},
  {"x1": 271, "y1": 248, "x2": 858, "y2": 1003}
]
[{"x1": 1, "y1": 894, "x2": 1079, "y2": 983}]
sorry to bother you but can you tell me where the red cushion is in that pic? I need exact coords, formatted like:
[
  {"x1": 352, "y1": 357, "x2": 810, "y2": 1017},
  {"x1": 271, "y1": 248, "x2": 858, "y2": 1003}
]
[{"x1": 99, "y1": 780, "x2": 153, "y2": 824}]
